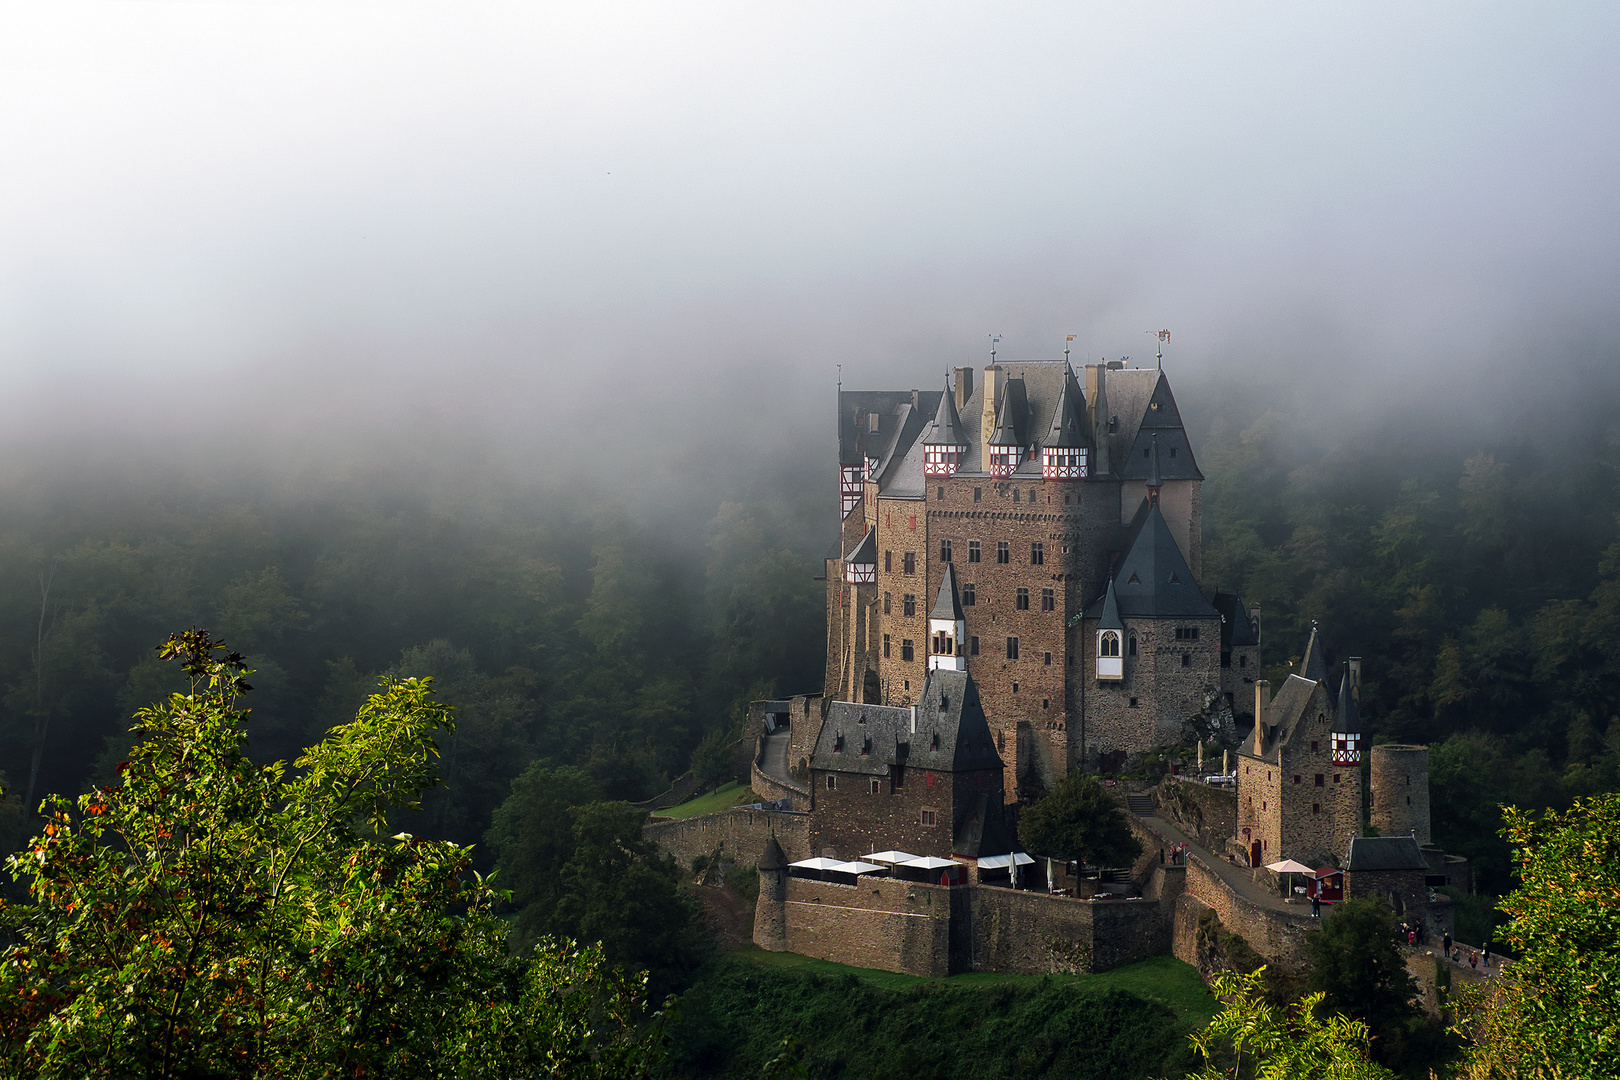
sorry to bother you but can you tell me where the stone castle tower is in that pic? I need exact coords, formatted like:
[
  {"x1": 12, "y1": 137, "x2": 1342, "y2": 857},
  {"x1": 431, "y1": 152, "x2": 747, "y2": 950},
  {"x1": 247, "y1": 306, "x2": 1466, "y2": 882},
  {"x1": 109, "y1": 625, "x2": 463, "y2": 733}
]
[
  {"x1": 1370, "y1": 744, "x2": 1432, "y2": 845},
  {"x1": 825, "y1": 360, "x2": 1259, "y2": 800}
]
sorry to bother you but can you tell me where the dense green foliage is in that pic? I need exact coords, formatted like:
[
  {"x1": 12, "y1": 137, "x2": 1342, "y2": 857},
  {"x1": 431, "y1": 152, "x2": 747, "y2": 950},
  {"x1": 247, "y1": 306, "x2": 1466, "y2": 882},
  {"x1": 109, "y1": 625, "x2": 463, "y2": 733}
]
[
  {"x1": 1193, "y1": 402, "x2": 1620, "y2": 894},
  {"x1": 0, "y1": 478, "x2": 824, "y2": 873},
  {"x1": 1018, "y1": 773, "x2": 1143, "y2": 868},
  {"x1": 0, "y1": 630, "x2": 664, "y2": 1079},
  {"x1": 1455, "y1": 792, "x2": 1620, "y2": 1079},
  {"x1": 1181, "y1": 967, "x2": 1396, "y2": 1080},
  {"x1": 659, "y1": 954, "x2": 1206, "y2": 1080}
]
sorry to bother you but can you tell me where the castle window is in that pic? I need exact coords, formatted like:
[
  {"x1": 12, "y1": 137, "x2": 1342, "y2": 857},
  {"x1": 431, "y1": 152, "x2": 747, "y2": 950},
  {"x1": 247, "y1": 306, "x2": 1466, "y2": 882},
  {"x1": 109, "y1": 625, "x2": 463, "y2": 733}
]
[
  {"x1": 1006, "y1": 637, "x2": 1019, "y2": 660},
  {"x1": 885, "y1": 550, "x2": 892, "y2": 572},
  {"x1": 870, "y1": 778, "x2": 880, "y2": 794},
  {"x1": 1310, "y1": 740, "x2": 1318, "y2": 752},
  {"x1": 937, "y1": 486, "x2": 945, "y2": 501},
  {"x1": 884, "y1": 592, "x2": 892, "y2": 614},
  {"x1": 903, "y1": 552, "x2": 916, "y2": 575},
  {"x1": 1013, "y1": 489, "x2": 1020, "y2": 503},
  {"x1": 903, "y1": 594, "x2": 916, "y2": 617},
  {"x1": 970, "y1": 636, "x2": 979, "y2": 656},
  {"x1": 1012, "y1": 682, "x2": 1019, "y2": 693},
  {"x1": 962, "y1": 583, "x2": 976, "y2": 606},
  {"x1": 883, "y1": 635, "x2": 891, "y2": 658},
  {"x1": 901, "y1": 640, "x2": 914, "y2": 661},
  {"x1": 1407, "y1": 796, "x2": 1412, "y2": 805},
  {"x1": 891, "y1": 765, "x2": 905, "y2": 790},
  {"x1": 1128, "y1": 697, "x2": 1139, "y2": 708},
  {"x1": 1016, "y1": 588, "x2": 1030, "y2": 610},
  {"x1": 1030, "y1": 542, "x2": 1044, "y2": 565},
  {"x1": 931, "y1": 734, "x2": 939, "y2": 750},
  {"x1": 1312, "y1": 803, "x2": 1321, "y2": 815},
  {"x1": 1042, "y1": 698, "x2": 1050, "y2": 709},
  {"x1": 1239, "y1": 655, "x2": 1247, "y2": 668},
  {"x1": 973, "y1": 487, "x2": 982, "y2": 502},
  {"x1": 997, "y1": 541, "x2": 1010, "y2": 564},
  {"x1": 926, "y1": 770, "x2": 935, "y2": 786},
  {"x1": 1181, "y1": 652, "x2": 1191, "y2": 667},
  {"x1": 1065, "y1": 494, "x2": 1071, "y2": 505},
  {"x1": 941, "y1": 539, "x2": 952, "y2": 562},
  {"x1": 1333, "y1": 774, "x2": 1340, "y2": 783},
  {"x1": 968, "y1": 540, "x2": 981, "y2": 563},
  {"x1": 921, "y1": 809, "x2": 938, "y2": 826},
  {"x1": 1041, "y1": 588, "x2": 1054, "y2": 611},
  {"x1": 1030, "y1": 489, "x2": 1037, "y2": 502},
  {"x1": 1144, "y1": 448, "x2": 1151, "y2": 458},
  {"x1": 1315, "y1": 774, "x2": 1324, "y2": 787},
  {"x1": 1128, "y1": 636, "x2": 1137, "y2": 656},
  {"x1": 1044, "y1": 651, "x2": 1053, "y2": 666},
  {"x1": 1099, "y1": 632, "x2": 1120, "y2": 658},
  {"x1": 868, "y1": 412, "x2": 880, "y2": 433},
  {"x1": 1174, "y1": 627, "x2": 1200, "y2": 641},
  {"x1": 827, "y1": 775, "x2": 836, "y2": 789},
  {"x1": 1293, "y1": 775, "x2": 1301, "y2": 784}
]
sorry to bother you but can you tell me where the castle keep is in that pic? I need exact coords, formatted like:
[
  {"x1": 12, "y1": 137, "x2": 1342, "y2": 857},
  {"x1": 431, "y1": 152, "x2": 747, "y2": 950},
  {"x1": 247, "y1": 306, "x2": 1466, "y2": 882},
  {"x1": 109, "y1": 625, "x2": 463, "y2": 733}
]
[{"x1": 825, "y1": 360, "x2": 1259, "y2": 798}]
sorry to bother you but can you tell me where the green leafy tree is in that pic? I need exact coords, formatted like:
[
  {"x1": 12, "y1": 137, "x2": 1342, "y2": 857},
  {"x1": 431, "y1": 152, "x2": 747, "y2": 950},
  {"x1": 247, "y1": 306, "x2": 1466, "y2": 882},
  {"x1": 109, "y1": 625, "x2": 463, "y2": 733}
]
[
  {"x1": 0, "y1": 630, "x2": 664, "y2": 1079},
  {"x1": 1456, "y1": 792, "x2": 1620, "y2": 1079},
  {"x1": 1180, "y1": 967, "x2": 1397, "y2": 1080},
  {"x1": 486, "y1": 761, "x2": 602, "y2": 951},
  {"x1": 1305, "y1": 899, "x2": 1417, "y2": 1033},
  {"x1": 1017, "y1": 773, "x2": 1142, "y2": 868}
]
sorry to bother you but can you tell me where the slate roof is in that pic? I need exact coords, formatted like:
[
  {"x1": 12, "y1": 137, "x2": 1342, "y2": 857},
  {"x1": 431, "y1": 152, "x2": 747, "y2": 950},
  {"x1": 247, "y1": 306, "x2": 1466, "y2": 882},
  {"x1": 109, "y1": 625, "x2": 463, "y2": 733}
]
[
  {"x1": 1242, "y1": 673, "x2": 1330, "y2": 762},
  {"x1": 1082, "y1": 499, "x2": 1218, "y2": 620},
  {"x1": 1044, "y1": 370, "x2": 1090, "y2": 448},
  {"x1": 1213, "y1": 592, "x2": 1259, "y2": 649},
  {"x1": 922, "y1": 382, "x2": 969, "y2": 447},
  {"x1": 929, "y1": 563, "x2": 965, "y2": 621},
  {"x1": 809, "y1": 669, "x2": 1003, "y2": 778},
  {"x1": 987, "y1": 378, "x2": 1029, "y2": 446},
  {"x1": 1346, "y1": 835, "x2": 1428, "y2": 872},
  {"x1": 845, "y1": 526, "x2": 877, "y2": 568},
  {"x1": 837, "y1": 390, "x2": 915, "y2": 467},
  {"x1": 1113, "y1": 371, "x2": 1203, "y2": 482},
  {"x1": 1095, "y1": 575, "x2": 1124, "y2": 631},
  {"x1": 1335, "y1": 663, "x2": 1361, "y2": 734}
]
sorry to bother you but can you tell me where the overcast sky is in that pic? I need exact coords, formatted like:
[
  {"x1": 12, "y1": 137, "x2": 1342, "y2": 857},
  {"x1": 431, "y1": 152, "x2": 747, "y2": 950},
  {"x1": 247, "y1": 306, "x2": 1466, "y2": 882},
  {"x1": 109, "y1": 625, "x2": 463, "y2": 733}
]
[{"x1": 2, "y1": 3, "x2": 1617, "y2": 488}]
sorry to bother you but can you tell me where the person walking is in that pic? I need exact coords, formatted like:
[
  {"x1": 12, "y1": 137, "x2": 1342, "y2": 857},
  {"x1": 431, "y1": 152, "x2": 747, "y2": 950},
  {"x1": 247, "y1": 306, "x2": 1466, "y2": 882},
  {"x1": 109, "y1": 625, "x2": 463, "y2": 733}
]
[
  {"x1": 1470, "y1": 951, "x2": 1479, "y2": 970},
  {"x1": 1311, "y1": 893, "x2": 1321, "y2": 918},
  {"x1": 1483, "y1": 942, "x2": 1492, "y2": 968},
  {"x1": 1408, "y1": 928, "x2": 1416, "y2": 947},
  {"x1": 1443, "y1": 931, "x2": 1452, "y2": 959}
]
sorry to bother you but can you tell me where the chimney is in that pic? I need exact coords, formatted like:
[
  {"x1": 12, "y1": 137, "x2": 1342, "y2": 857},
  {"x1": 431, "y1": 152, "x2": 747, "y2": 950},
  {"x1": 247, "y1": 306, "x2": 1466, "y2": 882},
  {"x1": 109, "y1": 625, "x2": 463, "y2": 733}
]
[
  {"x1": 911, "y1": 389, "x2": 920, "y2": 411},
  {"x1": 1349, "y1": 657, "x2": 1362, "y2": 705},
  {"x1": 980, "y1": 365, "x2": 1005, "y2": 470},
  {"x1": 1092, "y1": 364, "x2": 1111, "y2": 477},
  {"x1": 1253, "y1": 680, "x2": 1271, "y2": 755},
  {"x1": 1248, "y1": 603, "x2": 1262, "y2": 647},
  {"x1": 953, "y1": 366, "x2": 974, "y2": 412}
]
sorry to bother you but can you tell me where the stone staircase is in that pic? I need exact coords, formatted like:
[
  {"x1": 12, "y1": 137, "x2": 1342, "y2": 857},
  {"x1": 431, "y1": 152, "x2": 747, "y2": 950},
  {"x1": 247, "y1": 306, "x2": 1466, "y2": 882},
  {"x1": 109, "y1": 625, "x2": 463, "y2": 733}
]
[{"x1": 1126, "y1": 792, "x2": 1156, "y2": 816}]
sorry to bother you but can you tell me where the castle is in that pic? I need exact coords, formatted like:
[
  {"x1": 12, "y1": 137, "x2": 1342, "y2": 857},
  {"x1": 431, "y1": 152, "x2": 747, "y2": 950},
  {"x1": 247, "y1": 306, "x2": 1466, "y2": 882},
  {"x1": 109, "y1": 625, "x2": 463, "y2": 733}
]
[
  {"x1": 646, "y1": 354, "x2": 1468, "y2": 980},
  {"x1": 826, "y1": 360, "x2": 1261, "y2": 799}
]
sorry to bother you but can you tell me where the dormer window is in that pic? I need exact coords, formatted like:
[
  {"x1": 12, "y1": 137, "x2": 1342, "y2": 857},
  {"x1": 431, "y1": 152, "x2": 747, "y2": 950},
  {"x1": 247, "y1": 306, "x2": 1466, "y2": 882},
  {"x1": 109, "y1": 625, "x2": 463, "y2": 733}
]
[
  {"x1": 861, "y1": 737, "x2": 871, "y2": 756},
  {"x1": 857, "y1": 714, "x2": 866, "y2": 725},
  {"x1": 834, "y1": 733, "x2": 844, "y2": 753},
  {"x1": 931, "y1": 733, "x2": 939, "y2": 750}
]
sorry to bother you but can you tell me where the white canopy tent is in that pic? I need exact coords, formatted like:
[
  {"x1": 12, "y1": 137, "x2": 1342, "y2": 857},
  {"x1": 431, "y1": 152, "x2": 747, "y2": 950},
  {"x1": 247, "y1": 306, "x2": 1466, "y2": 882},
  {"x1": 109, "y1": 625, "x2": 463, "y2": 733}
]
[
  {"x1": 975, "y1": 852, "x2": 1036, "y2": 869},
  {"x1": 1264, "y1": 858, "x2": 1316, "y2": 897},
  {"x1": 863, "y1": 850, "x2": 921, "y2": 865}
]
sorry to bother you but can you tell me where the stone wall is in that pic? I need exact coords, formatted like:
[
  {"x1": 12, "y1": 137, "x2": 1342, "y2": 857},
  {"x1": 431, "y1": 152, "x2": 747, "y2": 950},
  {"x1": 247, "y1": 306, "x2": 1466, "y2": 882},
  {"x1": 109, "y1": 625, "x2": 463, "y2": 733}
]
[
  {"x1": 967, "y1": 887, "x2": 1168, "y2": 974},
  {"x1": 644, "y1": 807, "x2": 810, "y2": 870},
  {"x1": 1173, "y1": 851, "x2": 1318, "y2": 971},
  {"x1": 776, "y1": 875, "x2": 957, "y2": 977},
  {"x1": 1078, "y1": 615, "x2": 1224, "y2": 761}
]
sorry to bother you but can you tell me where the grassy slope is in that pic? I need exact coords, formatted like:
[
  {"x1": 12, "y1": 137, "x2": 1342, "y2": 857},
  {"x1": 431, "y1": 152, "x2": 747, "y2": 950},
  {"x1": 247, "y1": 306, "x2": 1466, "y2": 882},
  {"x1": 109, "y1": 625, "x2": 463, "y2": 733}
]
[
  {"x1": 656, "y1": 780, "x2": 757, "y2": 820},
  {"x1": 658, "y1": 950, "x2": 1216, "y2": 1080}
]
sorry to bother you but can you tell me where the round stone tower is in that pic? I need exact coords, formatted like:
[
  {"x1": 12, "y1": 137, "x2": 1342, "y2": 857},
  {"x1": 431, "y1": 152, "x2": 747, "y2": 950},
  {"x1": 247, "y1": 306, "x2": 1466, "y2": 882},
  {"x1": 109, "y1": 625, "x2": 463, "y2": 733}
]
[
  {"x1": 1370, "y1": 744, "x2": 1431, "y2": 846},
  {"x1": 753, "y1": 834, "x2": 789, "y2": 952}
]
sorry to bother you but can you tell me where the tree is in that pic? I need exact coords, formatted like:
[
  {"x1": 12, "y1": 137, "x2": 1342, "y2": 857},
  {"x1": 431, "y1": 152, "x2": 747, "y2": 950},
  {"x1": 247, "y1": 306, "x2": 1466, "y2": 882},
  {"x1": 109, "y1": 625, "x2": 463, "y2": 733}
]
[
  {"x1": 1305, "y1": 899, "x2": 1416, "y2": 1030},
  {"x1": 1456, "y1": 792, "x2": 1620, "y2": 1079},
  {"x1": 0, "y1": 629, "x2": 664, "y2": 1079},
  {"x1": 1180, "y1": 967, "x2": 1397, "y2": 1080},
  {"x1": 1017, "y1": 773, "x2": 1142, "y2": 868},
  {"x1": 486, "y1": 760, "x2": 602, "y2": 950}
]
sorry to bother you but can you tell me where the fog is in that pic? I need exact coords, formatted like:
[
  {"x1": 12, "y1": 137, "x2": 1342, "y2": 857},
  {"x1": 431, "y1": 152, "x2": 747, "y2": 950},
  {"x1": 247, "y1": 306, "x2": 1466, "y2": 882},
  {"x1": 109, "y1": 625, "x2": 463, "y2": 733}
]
[{"x1": 3, "y1": 2, "x2": 1618, "y2": 522}]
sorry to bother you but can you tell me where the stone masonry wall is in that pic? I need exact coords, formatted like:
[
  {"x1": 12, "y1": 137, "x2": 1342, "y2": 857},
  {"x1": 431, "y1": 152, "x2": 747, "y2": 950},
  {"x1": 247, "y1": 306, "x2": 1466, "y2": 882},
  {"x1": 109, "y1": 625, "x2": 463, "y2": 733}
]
[
  {"x1": 967, "y1": 888, "x2": 1166, "y2": 974},
  {"x1": 1081, "y1": 617, "x2": 1223, "y2": 761},
  {"x1": 778, "y1": 875, "x2": 956, "y2": 977},
  {"x1": 1157, "y1": 777, "x2": 1238, "y2": 854},
  {"x1": 644, "y1": 808, "x2": 810, "y2": 871},
  {"x1": 1172, "y1": 851, "x2": 1317, "y2": 970}
]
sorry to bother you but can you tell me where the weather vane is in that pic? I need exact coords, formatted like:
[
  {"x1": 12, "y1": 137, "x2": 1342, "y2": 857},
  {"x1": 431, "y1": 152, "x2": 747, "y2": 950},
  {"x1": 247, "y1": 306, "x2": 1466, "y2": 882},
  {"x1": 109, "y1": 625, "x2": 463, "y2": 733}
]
[
  {"x1": 1146, "y1": 329, "x2": 1171, "y2": 369},
  {"x1": 989, "y1": 334, "x2": 1001, "y2": 363},
  {"x1": 1065, "y1": 334, "x2": 1075, "y2": 364}
]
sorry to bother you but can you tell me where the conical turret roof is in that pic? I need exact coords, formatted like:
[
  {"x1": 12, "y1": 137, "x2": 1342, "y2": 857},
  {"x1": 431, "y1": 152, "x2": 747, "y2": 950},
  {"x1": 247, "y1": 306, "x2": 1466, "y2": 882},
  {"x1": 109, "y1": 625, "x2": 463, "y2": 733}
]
[
  {"x1": 845, "y1": 526, "x2": 878, "y2": 568},
  {"x1": 987, "y1": 379, "x2": 1028, "y2": 446},
  {"x1": 1335, "y1": 663, "x2": 1361, "y2": 734},
  {"x1": 1096, "y1": 575, "x2": 1124, "y2": 631},
  {"x1": 1044, "y1": 369, "x2": 1090, "y2": 449},
  {"x1": 922, "y1": 380, "x2": 968, "y2": 447},
  {"x1": 930, "y1": 563, "x2": 965, "y2": 621},
  {"x1": 1084, "y1": 500, "x2": 1216, "y2": 619}
]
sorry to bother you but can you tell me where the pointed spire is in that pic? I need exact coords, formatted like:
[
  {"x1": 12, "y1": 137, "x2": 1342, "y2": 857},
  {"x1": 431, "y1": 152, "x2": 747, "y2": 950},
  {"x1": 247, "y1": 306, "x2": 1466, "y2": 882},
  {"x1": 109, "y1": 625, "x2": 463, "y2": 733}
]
[
  {"x1": 1044, "y1": 369, "x2": 1090, "y2": 449},
  {"x1": 923, "y1": 380, "x2": 967, "y2": 447},
  {"x1": 1097, "y1": 574, "x2": 1124, "y2": 631},
  {"x1": 1092, "y1": 364, "x2": 1111, "y2": 476},
  {"x1": 1300, "y1": 622, "x2": 1327, "y2": 684},
  {"x1": 930, "y1": 563, "x2": 965, "y2": 621},
  {"x1": 1147, "y1": 432, "x2": 1162, "y2": 505},
  {"x1": 988, "y1": 385, "x2": 1022, "y2": 446},
  {"x1": 1335, "y1": 662, "x2": 1361, "y2": 734}
]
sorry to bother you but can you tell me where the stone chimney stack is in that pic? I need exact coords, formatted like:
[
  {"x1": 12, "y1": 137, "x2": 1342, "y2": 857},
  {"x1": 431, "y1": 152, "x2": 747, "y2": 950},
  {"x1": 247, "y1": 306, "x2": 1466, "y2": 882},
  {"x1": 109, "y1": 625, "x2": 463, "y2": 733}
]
[
  {"x1": 980, "y1": 365, "x2": 1005, "y2": 471},
  {"x1": 953, "y1": 366, "x2": 974, "y2": 413},
  {"x1": 1253, "y1": 680, "x2": 1271, "y2": 755},
  {"x1": 1091, "y1": 363, "x2": 1111, "y2": 477}
]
